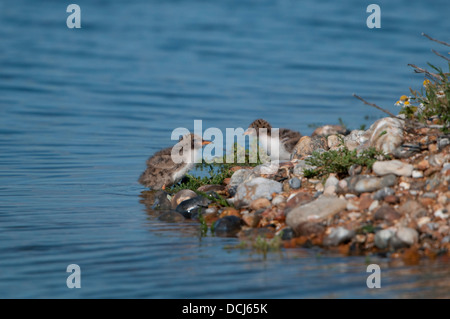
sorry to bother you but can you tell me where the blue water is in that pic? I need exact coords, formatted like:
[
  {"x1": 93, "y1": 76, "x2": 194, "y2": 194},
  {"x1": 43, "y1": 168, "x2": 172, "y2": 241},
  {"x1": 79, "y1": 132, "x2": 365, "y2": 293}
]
[{"x1": 1, "y1": 0, "x2": 449, "y2": 298}]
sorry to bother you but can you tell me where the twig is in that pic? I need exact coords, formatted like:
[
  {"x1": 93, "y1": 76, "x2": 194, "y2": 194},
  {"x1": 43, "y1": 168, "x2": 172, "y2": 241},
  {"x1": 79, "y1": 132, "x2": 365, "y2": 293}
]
[
  {"x1": 352, "y1": 94, "x2": 396, "y2": 117},
  {"x1": 432, "y1": 49, "x2": 450, "y2": 62},
  {"x1": 422, "y1": 33, "x2": 450, "y2": 47},
  {"x1": 408, "y1": 64, "x2": 443, "y2": 80}
]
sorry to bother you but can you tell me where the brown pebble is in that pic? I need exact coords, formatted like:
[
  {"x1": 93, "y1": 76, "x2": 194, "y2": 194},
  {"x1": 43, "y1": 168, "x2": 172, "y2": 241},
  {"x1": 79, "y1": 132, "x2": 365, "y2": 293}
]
[
  {"x1": 359, "y1": 193, "x2": 373, "y2": 210},
  {"x1": 419, "y1": 197, "x2": 435, "y2": 208},
  {"x1": 219, "y1": 207, "x2": 240, "y2": 218},
  {"x1": 374, "y1": 204, "x2": 402, "y2": 221},
  {"x1": 249, "y1": 198, "x2": 271, "y2": 211},
  {"x1": 285, "y1": 192, "x2": 314, "y2": 212},
  {"x1": 241, "y1": 213, "x2": 261, "y2": 228},
  {"x1": 223, "y1": 178, "x2": 231, "y2": 185},
  {"x1": 416, "y1": 159, "x2": 430, "y2": 171},
  {"x1": 384, "y1": 195, "x2": 400, "y2": 204},
  {"x1": 428, "y1": 144, "x2": 438, "y2": 153}
]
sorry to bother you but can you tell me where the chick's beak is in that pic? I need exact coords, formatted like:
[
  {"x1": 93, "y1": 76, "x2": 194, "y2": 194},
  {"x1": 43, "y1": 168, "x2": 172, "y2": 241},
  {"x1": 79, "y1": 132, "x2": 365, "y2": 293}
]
[{"x1": 202, "y1": 140, "x2": 212, "y2": 146}]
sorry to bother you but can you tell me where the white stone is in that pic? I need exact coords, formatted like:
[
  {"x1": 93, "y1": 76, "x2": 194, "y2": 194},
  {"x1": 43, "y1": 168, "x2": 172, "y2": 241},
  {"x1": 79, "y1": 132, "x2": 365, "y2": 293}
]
[
  {"x1": 399, "y1": 182, "x2": 410, "y2": 190},
  {"x1": 412, "y1": 170, "x2": 424, "y2": 178},
  {"x1": 368, "y1": 200, "x2": 379, "y2": 212},
  {"x1": 372, "y1": 160, "x2": 413, "y2": 177}
]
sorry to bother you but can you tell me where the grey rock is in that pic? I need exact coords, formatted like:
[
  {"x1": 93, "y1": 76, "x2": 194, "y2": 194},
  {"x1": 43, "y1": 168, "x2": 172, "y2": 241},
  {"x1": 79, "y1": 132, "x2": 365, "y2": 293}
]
[
  {"x1": 372, "y1": 160, "x2": 413, "y2": 177},
  {"x1": 213, "y1": 216, "x2": 242, "y2": 237},
  {"x1": 438, "y1": 137, "x2": 450, "y2": 150},
  {"x1": 151, "y1": 191, "x2": 172, "y2": 210},
  {"x1": 272, "y1": 195, "x2": 286, "y2": 206},
  {"x1": 425, "y1": 175, "x2": 441, "y2": 191},
  {"x1": 374, "y1": 204, "x2": 401, "y2": 222},
  {"x1": 381, "y1": 174, "x2": 397, "y2": 188},
  {"x1": 344, "y1": 130, "x2": 368, "y2": 151},
  {"x1": 398, "y1": 199, "x2": 427, "y2": 218},
  {"x1": 374, "y1": 228, "x2": 395, "y2": 249},
  {"x1": 286, "y1": 196, "x2": 347, "y2": 230},
  {"x1": 348, "y1": 164, "x2": 362, "y2": 176},
  {"x1": 294, "y1": 222, "x2": 325, "y2": 237},
  {"x1": 442, "y1": 163, "x2": 450, "y2": 175},
  {"x1": 293, "y1": 160, "x2": 316, "y2": 177},
  {"x1": 234, "y1": 177, "x2": 282, "y2": 208},
  {"x1": 391, "y1": 227, "x2": 419, "y2": 249},
  {"x1": 422, "y1": 192, "x2": 437, "y2": 199},
  {"x1": 280, "y1": 227, "x2": 295, "y2": 240},
  {"x1": 158, "y1": 211, "x2": 186, "y2": 223},
  {"x1": 229, "y1": 169, "x2": 255, "y2": 187},
  {"x1": 366, "y1": 117, "x2": 405, "y2": 154},
  {"x1": 323, "y1": 227, "x2": 355, "y2": 246},
  {"x1": 354, "y1": 177, "x2": 383, "y2": 193},
  {"x1": 325, "y1": 175, "x2": 339, "y2": 188},
  {"x1": 253, "y1": 163, "x2": 279, "y2": 175},
  {"x1": 373, "y1": 187, "x2": 395, "y2": 201},
  {"x1": 289, "y1": 177, "x2": 302, "y2": 189},
  {"x1": 175, "y1": 196, "x2": 211, "y2": 214}
]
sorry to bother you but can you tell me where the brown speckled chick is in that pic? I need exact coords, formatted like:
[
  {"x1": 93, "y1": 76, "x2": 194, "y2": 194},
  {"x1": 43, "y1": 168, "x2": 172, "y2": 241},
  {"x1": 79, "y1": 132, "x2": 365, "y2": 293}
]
[
  {"x1": 138, "y1": 133, "x2": 211, "y2": 189},
  {"x1": 244, "y1": 119, "x2": 301, "y2": 161}
]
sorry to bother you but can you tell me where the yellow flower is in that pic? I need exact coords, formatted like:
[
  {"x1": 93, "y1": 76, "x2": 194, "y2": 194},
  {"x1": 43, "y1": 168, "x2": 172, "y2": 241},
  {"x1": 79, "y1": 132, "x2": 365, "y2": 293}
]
[
  {"x1": 395, "y1": 95, "x2": 410, "y2": 106},
  {"x1": 423, "y1": 79, "x2": 431, "y2": 87}
]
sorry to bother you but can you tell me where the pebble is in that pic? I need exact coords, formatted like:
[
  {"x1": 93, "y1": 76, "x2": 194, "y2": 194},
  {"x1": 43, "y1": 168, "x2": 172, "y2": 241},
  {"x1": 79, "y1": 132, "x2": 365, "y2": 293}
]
[
  {"x1": 229, "y1": 169, "x2": 255, "y2": 187},
  {"x1": 325, "y1": 175, "x2": 339, "y2": 188},
  {"x1": 323, "y1": 227, "x2": 355, "y2": 246},
  {"x1": 438, "y1": 137, "x2": 450, "y2": 150},
  {"x1": 249, "y1": 198, "x2": 271, "y2": 211},
  {"x1": 294, "y1": 222, "x2": 325, "y2": 237},
  {"x1": 253, "y1": 163, "x2": 279, "y2": 175},
  {"x1": 373, "y1": 187, "x2": 395, "y2": 201},
  {"x1": 286, "y1": 196, "x2": 347, "y2": 230},
  {"x1": 344, "y1": 130, "x2": 367, "y2": 151},
  {"x1": 312, "y1": 125, "x2": 348, "y2": 137},
  {"x1": 242, "y1": 213, "x2": 261, "y2": 228},
  {"x1": 416, "y1": 159, "x2": 430, "y2": 171},
  {"x1": 366, "y1": 117, "x2": 404, "y2": 154},
  {"x1": 374, "y1": 228, "x2": 395, "y2": 249},
  {"x1": 175, "y1": 196, "x2": 211, "y2": 214},
  {"x1": 372, "y1": 160, "x2": 413, "y2": 177},
  {"x1": 285, "y1": 192, "x2": 314, "y2": 212},
  {"x1": 323, "y1": 185, "x2": 337, "y2": 195},
  {"x1": 412, "y1": 170, "x2": 424, "y2": 178},
  {"x1": 280, "y1": 227, "x2": 295, "y2": 240},
  {"x1": 272, "y1": 195, "x2": 286, "y2": 206},
  {"x1": 291, "y1": 136, "x2": 328, "y2": 160},
  {"x1": 171, "y1": 189, "x2": 197, "y2": 209},
  {"x1": 213, "y1": 216, "x2": 243, "y2": 237},
  {"x1": 158, "y1": 211, "x2": 186, "y2": 223},
  {"x1": 368, "y1": 200, "x2": 379, "y2": 212},
  {"x1": 288, "y1": 177, "x2": 302, "y2": 189},
  {"x1": 234, "y1": 177, "x2": 282, "y2": 208},
  {"x1": 400, "y1": 199, "x2": 428, "y2": 219},
  {"x1": 327, "y1": 134, "x2": 344, "y2": 150},
  {"x1": 348, "y1": 164, "x2": 362, "y2": 176},
  {"x1": 150, "y1": 191, "x2": 172, "y2": 210},
  {"x1": 293, "y1": 160, "x2": 316, "y2": 176},
  {"x1": 374, "y1": 204, "x2": 401, "y2": 222},
  {"x1": 399, "y1": 181, "x2": 410, "y2": 190},
  {"x1": 422, "y1": 192, "x2": 437, "y2": 199},
  {"x1": 354, "y1": 177, "x2": 382, "y2": 193},
  {"x1": 424, "y1": 175, "x2": 440, "y2": 191},
  {"x1": 391, "y1": 227, "x2": 419, "y2": 249}
]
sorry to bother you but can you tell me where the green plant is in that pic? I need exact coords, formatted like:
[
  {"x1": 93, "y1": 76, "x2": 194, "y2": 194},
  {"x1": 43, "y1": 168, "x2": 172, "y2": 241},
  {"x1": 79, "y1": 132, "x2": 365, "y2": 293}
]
[
  {"x1": 303, "y1": 146, "x2": 390, "y2": 179},
  {"x1": 396, "y1": 35, "x2": 450, "y2": 133}
]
